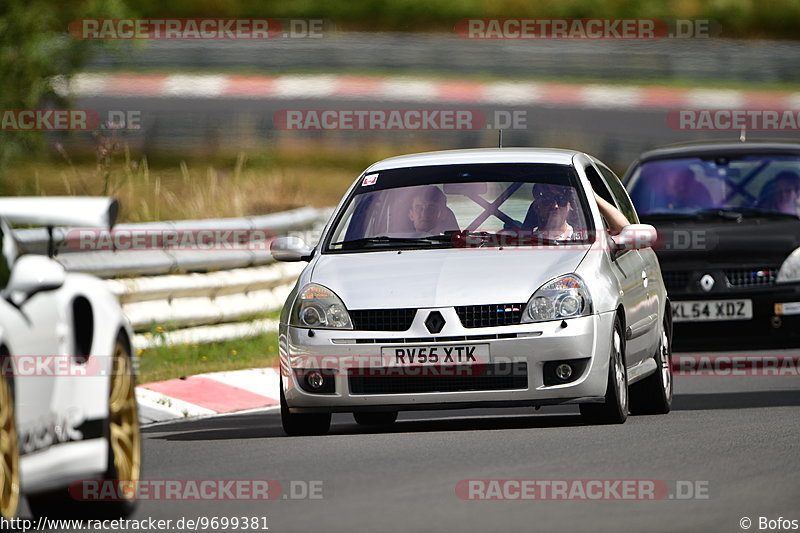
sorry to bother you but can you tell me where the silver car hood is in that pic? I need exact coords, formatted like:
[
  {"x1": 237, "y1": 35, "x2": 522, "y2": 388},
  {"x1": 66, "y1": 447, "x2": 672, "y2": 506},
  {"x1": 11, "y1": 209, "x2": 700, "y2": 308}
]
[{"x1": 311, "y1": 247, "x2": 590, "y2": 309}]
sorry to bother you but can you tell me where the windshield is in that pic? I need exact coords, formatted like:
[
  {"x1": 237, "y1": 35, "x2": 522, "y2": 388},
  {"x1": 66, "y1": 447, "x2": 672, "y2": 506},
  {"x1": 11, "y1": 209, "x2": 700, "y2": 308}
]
[
  {"x1": 325, "y1": 163, "x2": 594, "y2": 252},
  {"x1": 627, "y1": 155, "x2": 800, "y2": 218}
]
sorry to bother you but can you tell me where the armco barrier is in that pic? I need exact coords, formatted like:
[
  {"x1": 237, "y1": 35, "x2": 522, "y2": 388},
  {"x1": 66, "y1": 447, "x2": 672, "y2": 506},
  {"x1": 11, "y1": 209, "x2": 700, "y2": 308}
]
[
  {"x1": 14, "y1": 206, "x2": 326, "y2": 276},
  {"x1": 86, "y1": 34, "x2": 800, "y2": 83},
  {"x1": 13, "y1": 207, "x2": 331, "y2": 345}
]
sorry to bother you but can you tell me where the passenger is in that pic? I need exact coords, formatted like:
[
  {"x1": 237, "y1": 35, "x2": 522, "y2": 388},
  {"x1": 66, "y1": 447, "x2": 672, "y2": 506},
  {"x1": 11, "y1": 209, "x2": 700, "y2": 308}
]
[
  {"x1": 759, "y1": 171, "x2": 800, "y2": 216},
  {"x1": 407, "y1": 186, "x2": 458, "y2": 234}
]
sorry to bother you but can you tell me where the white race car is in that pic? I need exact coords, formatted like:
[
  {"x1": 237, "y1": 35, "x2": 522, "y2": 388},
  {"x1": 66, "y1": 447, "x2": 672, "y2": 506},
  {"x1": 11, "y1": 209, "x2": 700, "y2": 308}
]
[{"x1": 0, "y1": 197, "x2": 140, "y2": 519}]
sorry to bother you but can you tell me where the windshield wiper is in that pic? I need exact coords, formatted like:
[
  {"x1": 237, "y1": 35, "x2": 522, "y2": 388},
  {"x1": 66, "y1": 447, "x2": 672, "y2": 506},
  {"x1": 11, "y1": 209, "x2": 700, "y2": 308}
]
[
  {"x1": 642, "y1": 208, "x2": 798, "y2": 221},
  {"x1": 329, "y1": 235, "x2": 451, "y2": 250},
  {"x1": 695, "y1": 207, "x2": 799, "y2": 220},
  {"x1": 640, "y1": 212, "x2": 707, "y2": 219},
  {"x1": 456, "y1": 230, "x2": 573, "y2": 247}
]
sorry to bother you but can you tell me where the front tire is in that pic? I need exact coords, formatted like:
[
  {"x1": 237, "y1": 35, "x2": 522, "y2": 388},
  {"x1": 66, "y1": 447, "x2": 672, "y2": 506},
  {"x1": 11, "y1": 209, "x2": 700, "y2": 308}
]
[
  {"x1": 630, "y1": 314, "x2": 673, "y2": 415},
  {"x1": 580, "y1": 316, "x2": 628, "y2": 425},
  {"x1": 280, "y1": 376, "x2": 331, "y2": 436},
  {"x1": 28, "y1": 332, "x2": 141, "y2": 519}
]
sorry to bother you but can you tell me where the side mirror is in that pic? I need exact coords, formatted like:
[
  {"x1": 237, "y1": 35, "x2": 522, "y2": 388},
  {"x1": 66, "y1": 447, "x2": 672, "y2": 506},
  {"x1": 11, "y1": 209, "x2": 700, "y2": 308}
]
[
  {"x1": 611, "y1": 224, "x2": 657, "y2": 251},
  {"x1": 5, "y1": 255, "x2": 66, "y2": 306},
  {"x1": 270, "y1": 236, "x2": 313, "y2": 262}
]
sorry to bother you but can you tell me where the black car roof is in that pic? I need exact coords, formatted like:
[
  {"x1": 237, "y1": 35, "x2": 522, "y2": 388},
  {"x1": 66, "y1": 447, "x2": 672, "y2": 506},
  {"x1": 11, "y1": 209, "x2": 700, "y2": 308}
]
[
  {"x1": 636, "y1": 140, "x2": 800, "y2": 162},
  {"x1": 622, "y1": 140, "x2": 800, "y2": 181}
]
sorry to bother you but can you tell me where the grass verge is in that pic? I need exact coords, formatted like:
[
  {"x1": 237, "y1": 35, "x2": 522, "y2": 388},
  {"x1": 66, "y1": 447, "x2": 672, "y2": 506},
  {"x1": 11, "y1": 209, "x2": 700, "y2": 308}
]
[
  {"x1": 5, "y1": 143, "x2": 405, "y2": 222},
  {"x1": 137, "y1": 330, "x2": 280, "y2": 384}
]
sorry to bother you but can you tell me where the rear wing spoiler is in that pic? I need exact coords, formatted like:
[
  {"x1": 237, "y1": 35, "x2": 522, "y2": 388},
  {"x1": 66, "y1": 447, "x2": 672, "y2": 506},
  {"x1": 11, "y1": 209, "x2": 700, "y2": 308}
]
[
  {"x1": 0, "y1": 196, "x2": 119, "y2": 256},
  {"x1": 0, "y1": 196, "x2": 118, "y2": 228}
]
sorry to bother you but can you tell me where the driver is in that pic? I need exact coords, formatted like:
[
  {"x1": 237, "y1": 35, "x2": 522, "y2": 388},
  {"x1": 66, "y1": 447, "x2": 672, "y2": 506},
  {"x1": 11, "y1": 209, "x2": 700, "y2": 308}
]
[
  {"x1": 528, "y1": 184, "x2": 576, "y2": 240},
  {"x1": 660, "y1": 167, "x2": 712, "y2": 210},
  {"x1": 516, "y1": 183, "x2": 629, "y2": 238}
]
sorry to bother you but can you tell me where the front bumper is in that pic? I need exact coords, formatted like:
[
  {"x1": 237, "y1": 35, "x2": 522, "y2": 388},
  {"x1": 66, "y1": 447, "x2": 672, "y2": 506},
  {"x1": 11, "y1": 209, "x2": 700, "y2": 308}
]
[
  {"x1": 279, "y1": 310, "x2": 616, "y2": 413},
  {"x1": 670, "y1": 282, "x2": 800, "y2": 349}
]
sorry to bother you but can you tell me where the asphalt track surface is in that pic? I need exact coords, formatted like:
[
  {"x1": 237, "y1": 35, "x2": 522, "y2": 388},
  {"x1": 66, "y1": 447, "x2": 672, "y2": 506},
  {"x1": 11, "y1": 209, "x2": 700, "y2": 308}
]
[{"x1": 18, "y1": 348, "x2": 794, "y2": 533}]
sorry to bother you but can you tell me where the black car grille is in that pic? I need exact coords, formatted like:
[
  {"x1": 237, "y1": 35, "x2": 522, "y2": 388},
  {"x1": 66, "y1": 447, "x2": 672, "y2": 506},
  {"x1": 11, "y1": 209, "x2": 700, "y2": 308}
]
[
  {"x1": 348, "y1": 363, "x2": 528, "y2": 394},
  {"x1": 662, "y1": 271, "x2": 691, "y2": 292},
  {"x1": 725, "y1": 268, "x2": 778, "y2": 288},
  {"x1": 455, "y1": 304, "x2": 525, "y2": 328},
  {"x1": 349, "y1": 309, "x2": 416, "y2": 331}
]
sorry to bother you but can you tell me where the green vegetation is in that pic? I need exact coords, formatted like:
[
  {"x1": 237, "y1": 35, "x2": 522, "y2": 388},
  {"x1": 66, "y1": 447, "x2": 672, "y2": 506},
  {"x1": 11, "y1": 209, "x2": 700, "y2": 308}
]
[
  {"x1": 137, "y1": 330, "x2": 280, "y2": 384},
  {"x1": 127, "y1": 0, "x2": 800, "y2": 39},
  {"x1": 137, "y1": 310, "x2": 283, "y2": 383},
  {"x1": 0, "y1": 0, "x2": 133, "y2": 189}
]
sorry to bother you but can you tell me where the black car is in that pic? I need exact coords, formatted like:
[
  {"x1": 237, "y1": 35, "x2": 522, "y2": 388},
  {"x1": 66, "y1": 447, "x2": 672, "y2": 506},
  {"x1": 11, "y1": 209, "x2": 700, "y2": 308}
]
[{"x1": 622, "y1": 140, "x2": 800, "y2": 349}]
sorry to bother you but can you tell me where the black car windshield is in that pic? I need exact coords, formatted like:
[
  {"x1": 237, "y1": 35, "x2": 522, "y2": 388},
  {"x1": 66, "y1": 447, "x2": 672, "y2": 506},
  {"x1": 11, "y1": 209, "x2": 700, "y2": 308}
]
[
  {"x1": 627, "y1": 154, "x2": 800, "y2": 218},
  {"x1": 325, "y1": 163, "x2": 595, "y2": 252}
]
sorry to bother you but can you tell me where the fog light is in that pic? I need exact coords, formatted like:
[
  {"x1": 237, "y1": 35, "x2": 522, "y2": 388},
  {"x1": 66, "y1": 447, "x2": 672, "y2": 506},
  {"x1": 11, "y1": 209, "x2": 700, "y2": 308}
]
[
  {"x1": 555, "y1": 363, "x2": 573, "y2": 381},
  {"x1": 543, "y1": 358, "x2": 589, "y2": 386},
  {"x1": 306, "y1": 371, "x2": 325, "y2": 389}
]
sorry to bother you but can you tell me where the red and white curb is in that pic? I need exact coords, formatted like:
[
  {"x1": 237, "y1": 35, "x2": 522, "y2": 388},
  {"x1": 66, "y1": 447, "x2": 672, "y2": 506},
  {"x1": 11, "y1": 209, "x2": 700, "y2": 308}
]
[
  {"x1": 56, "y1": 73, "x2": 800, "y2": 110},
  {"x1": 136, "y1": 367, "x2": 280, "y2": 425}
]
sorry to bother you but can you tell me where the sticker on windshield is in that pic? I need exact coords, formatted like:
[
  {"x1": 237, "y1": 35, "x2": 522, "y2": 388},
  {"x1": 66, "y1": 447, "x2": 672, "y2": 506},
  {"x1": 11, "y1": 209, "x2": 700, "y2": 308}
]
[{"x1": 362, "y1": 173, "x2": 379, "y2": 186}]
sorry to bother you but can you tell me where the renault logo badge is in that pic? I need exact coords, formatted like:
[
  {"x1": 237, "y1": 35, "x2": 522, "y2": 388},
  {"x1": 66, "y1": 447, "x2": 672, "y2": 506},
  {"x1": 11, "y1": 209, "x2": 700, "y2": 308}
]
[{"x1": 700, "y1": 274, "x2": 715, "y2": 292}]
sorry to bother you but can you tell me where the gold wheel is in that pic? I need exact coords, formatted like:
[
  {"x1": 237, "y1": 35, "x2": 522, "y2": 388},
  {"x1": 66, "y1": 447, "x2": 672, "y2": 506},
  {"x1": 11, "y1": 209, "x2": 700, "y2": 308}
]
[
  {"x1": 109, "y1": 342, "x2": 141, "y2": 500},
  {"x1": 0, "y1": 372, "x2": 19, "y2": 519}
]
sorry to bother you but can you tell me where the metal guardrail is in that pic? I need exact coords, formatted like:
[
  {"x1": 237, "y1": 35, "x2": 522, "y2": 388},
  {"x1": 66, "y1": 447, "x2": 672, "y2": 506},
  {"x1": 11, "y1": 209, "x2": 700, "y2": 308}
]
[
  {"x1": 13, "y1": 207, "x2": 331, "y2": 343},
  {"x1": 86, "y1": 33, "x2": 800, "y2": 83},
  {"x1": 113, "y1": 263, "x2": 304, "y2": 331},
  {"x1": 15, "y1": 207, "x2": 328, "y2": 277}
]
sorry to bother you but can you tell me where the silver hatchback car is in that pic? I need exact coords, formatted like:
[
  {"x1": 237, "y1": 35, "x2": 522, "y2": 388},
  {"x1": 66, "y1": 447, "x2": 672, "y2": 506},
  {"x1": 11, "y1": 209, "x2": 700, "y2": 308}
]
[{"x1": 272, "y1": 148, "x2": 672, "y2": 435}]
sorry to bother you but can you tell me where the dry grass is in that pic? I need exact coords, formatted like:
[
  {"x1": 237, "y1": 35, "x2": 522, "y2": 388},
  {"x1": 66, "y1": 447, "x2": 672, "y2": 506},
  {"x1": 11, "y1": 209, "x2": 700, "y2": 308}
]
[{"x1": 4, "y1": 140, "x2": 415, "y2": 222}]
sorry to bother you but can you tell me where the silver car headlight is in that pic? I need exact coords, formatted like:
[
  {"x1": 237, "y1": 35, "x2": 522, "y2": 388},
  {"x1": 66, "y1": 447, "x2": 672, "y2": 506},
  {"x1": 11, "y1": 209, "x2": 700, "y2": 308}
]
[
  {"x1": 521, "y1": 274, "x2": 593, "y2": 323},
  {"x1": 290, "y1": 283, "x2": 353, "y2": 329},
  {"x1": 777, "y1": 247, "x2": 800, "y2": 283}
]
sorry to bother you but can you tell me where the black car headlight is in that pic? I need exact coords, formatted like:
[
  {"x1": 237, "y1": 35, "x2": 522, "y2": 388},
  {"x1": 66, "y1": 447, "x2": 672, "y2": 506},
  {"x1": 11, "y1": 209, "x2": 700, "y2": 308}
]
[
  {"x1": 521, "y1": 274, "x2": 592, "y2": 323},
  {"x1": 290, "y1": 283, "x2": 353, "y2": 329}
]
